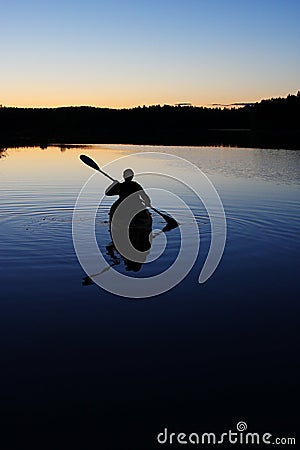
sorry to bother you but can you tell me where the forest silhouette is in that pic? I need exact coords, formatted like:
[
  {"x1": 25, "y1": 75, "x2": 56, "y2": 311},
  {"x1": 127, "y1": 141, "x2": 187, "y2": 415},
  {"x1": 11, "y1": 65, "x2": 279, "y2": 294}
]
[{"x1": 0, "y1": 92, "x2": 299, "y2": 149}]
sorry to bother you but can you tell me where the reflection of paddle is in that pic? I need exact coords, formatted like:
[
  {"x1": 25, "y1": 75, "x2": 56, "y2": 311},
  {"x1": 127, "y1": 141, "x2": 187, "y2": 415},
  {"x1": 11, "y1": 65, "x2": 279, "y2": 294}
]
[
  {"x1": 82, "y1": 262, "x2": 118, "y2": 285},
  {"x1": 80, "y1": 154, "x2": 178, "y2": 229}
]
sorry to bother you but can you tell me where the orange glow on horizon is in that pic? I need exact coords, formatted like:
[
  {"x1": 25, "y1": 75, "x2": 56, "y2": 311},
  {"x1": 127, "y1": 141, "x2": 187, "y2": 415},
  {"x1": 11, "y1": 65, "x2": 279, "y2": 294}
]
[{"x1": 0, "y1": 95, "x2": 290, "y2": 110}]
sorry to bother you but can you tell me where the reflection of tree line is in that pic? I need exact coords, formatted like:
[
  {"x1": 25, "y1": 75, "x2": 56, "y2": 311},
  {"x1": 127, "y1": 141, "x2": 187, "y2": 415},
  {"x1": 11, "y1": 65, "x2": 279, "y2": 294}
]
[{"x1": 0, "y1": 92, "x2": 299, "y2": 149}]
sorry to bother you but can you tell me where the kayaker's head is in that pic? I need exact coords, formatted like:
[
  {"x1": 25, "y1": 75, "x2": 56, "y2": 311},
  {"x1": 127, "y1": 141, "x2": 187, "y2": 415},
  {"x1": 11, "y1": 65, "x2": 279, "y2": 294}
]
[{"x1": 123, "y1": 168, "x2": 134, "y2": 182}]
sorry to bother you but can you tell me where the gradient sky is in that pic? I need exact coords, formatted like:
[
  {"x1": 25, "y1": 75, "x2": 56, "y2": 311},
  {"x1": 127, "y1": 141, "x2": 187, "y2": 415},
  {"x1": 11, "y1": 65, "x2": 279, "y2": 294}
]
[{"x1": 1, "y1": 0, "x2": 299, "y2": 108}]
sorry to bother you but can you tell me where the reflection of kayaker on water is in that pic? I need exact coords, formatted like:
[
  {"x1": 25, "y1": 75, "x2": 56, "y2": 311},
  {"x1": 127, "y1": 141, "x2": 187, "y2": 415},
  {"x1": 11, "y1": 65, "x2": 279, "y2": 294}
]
[{"x1": 105, "y1": 168, "x2": 152, "y2": 226}]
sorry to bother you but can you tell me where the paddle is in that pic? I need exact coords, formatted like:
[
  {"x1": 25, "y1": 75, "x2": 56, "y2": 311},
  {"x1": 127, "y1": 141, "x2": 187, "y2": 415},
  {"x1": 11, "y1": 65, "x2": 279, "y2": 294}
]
[
  {"x1": 80, "y1": 154, "x2": 115, "y2": 181},
  {"x1": 79, "y1": 154, "x2": 178, "y2": 229}
]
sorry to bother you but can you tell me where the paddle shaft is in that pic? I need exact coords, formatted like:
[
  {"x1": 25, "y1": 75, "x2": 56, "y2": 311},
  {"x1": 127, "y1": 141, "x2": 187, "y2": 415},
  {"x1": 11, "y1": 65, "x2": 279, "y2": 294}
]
[{"x1": 97, "y1": 167, "x2": 115, "y2": 182}]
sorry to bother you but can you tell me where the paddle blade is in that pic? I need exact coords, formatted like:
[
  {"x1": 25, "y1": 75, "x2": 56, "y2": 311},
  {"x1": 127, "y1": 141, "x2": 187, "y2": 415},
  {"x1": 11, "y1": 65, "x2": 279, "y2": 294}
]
[
  {"x1": 162, "y1": 219, "x2": 178, "y2": 232},
  {"x1": 151, "y1": 207, "x2": 178, "y2": 230},
  {"x1": 80, "y1": 154, "x2": 100, "y2": 172},
  {"x1": 161, "y1": 214, "x2": 178, "y2": 230}
]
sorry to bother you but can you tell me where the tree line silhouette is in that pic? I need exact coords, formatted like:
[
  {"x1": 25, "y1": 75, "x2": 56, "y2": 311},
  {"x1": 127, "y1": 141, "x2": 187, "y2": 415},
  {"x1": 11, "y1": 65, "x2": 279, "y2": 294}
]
[{"x1": 0, "y1": 91, "x2": 299, "y2": 149}]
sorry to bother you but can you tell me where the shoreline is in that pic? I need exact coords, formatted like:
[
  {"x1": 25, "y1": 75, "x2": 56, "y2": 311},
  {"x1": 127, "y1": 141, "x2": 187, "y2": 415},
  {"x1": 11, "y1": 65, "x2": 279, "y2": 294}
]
[
  {"x1": 1, "y1": 129, "x2": 300, "y2": 151},
  {"x1": 1, "y1": 94, "x2": 299, "y2": 150}
]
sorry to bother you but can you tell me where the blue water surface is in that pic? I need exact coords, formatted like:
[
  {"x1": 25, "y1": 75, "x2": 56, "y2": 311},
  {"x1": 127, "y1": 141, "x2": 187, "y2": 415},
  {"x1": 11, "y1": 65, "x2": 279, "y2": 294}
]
[{"x1": 0, "y1": 145, "x2": 299, "y2": 448}]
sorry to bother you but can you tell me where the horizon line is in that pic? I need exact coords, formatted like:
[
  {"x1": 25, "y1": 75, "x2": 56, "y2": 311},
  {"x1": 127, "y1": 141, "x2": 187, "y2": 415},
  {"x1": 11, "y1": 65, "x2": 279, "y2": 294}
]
[
  {"x1": 0, "y1": 101, "x2": 258, "y2": 110},
  {"x1": 1, "y1": 91, "x2": 298, "y2": 110}
]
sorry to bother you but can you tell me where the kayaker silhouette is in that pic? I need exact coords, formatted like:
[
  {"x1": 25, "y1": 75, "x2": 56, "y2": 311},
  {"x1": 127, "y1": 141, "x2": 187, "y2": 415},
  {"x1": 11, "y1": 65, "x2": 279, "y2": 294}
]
[
  {"x1": 80, "y1": 154, "x2": 178, "y2": 229},
  {"x1": 105, "y1": 168, "x2": 152, "y2": 272},
  {"x1": 105, "y1": 168, "x2": 152, "y2": 226}
]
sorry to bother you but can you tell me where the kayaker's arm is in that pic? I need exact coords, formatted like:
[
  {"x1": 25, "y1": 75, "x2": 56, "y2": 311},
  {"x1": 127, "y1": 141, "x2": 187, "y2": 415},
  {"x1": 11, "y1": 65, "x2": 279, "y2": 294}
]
[
  {"x1": 105, "y1": 180, "x2": 120, "y2": 196},
  {"x1": 139, "y1": 190, "x2": 151, "y2": 207}
]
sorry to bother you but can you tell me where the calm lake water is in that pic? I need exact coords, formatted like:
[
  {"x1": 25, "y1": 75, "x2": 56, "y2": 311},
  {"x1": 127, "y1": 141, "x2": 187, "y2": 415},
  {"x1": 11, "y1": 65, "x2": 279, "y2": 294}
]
[{"x1": 0, "y1": 145, "x2": 299, "y2": 447}]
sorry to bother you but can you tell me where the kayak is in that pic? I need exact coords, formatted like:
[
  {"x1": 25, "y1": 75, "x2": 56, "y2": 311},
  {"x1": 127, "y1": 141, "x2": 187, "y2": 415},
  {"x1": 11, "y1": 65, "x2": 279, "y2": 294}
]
[
  {"x1": 109, "y1": 200, "x2": 152, "y2": 262},
  {"x1": 109, "y1": 201, "x2": 152, "y2": 231}
]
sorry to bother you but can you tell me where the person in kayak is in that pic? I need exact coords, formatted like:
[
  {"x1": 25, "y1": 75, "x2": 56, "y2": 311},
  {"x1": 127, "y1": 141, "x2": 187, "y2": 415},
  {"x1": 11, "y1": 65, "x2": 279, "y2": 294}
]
[{"x1": 105, "y1": 168, "x2": 151, "y2": 223}]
